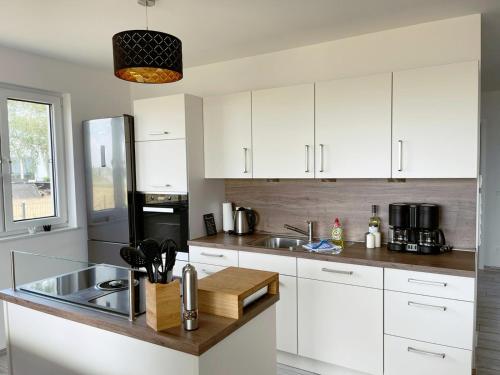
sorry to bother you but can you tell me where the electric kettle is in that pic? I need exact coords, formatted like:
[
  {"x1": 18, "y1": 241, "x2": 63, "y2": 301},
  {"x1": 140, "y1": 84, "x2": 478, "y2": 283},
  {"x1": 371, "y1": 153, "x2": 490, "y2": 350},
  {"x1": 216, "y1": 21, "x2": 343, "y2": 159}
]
[{"x1": 233, "y1": 207, "x2": 256, "y2": 235}]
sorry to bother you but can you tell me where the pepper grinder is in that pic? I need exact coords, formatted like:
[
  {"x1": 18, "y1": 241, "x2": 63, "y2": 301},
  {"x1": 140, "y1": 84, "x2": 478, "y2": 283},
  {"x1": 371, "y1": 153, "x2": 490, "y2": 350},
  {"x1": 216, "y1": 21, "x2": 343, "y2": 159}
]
[{"x1": 182, "y1": 264, "x2": 199, "y2": 331}]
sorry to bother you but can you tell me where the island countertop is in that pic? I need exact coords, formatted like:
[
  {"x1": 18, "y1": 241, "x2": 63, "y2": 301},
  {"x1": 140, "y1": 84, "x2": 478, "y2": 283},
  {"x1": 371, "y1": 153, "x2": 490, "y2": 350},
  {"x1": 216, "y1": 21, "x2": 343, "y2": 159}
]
[
  {"x1": 188, "y1": 232, "x2": 476, "y2": 277},
  {"x1": 0, "y1": 287, "x2": 279, "y2": 356}
]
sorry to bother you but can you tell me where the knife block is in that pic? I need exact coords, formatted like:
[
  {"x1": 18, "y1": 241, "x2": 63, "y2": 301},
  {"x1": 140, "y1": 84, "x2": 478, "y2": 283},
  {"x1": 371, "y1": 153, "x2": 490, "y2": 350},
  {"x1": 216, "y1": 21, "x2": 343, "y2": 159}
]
[{"x1": 145, "y1": 279, "x2": 181, "y2": 331}]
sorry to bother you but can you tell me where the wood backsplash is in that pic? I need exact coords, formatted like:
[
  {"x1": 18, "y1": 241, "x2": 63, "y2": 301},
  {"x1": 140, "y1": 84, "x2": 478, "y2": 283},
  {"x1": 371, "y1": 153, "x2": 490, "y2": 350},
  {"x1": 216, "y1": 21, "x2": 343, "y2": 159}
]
[{"x1": 225, "y1": 179, "x2": 477, "y2": 250}]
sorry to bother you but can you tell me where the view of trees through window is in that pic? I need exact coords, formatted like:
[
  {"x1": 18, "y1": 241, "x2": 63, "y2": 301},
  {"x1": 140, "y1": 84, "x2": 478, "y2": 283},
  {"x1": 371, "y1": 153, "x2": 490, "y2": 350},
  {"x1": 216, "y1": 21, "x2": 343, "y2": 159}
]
[{"x1": 7, "y1": 99, "x2": 56, "y2": 221}]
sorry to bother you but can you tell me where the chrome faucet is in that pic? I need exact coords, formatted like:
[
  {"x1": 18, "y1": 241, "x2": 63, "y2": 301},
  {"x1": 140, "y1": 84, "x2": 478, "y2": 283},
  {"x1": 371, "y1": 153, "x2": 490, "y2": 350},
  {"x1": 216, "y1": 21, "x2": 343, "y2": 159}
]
[{"x1": 284, "y1": 221, "x2": 314, "y2": 243}]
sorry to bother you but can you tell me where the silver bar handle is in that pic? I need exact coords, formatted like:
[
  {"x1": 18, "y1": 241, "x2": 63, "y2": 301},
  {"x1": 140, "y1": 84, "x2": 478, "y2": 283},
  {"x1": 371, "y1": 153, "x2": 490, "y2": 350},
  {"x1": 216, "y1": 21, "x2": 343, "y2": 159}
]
[
  {"x1": 408, "y1": 347, "x2": 446, "y2": 359},
  {"x1": 149, "y1": 131, "x2": 169, "y2": 135},
  {"x1": 398, "y1": 140, "x2": 403, "y2": 172},
  {"x1": 10, "y1": 251, "x2": 16, "y2": 290},
  {"x1": 243, "y1": 147, "x2": 248, "y2": 174},
  {"x1": 319, "y1": 144, "x2": 325, "y2": 173},
  {"x1": 408, "y1": 301, "x2": 447, "y2": 311},
  {"x1": 202, "y1": 269, "x2": 215, "y2": 275},
  {"x1": 201, "y1": 252, "x2": 224, "y2": 258},
  {"x1": 151, "y1": 184, "x2": 172, "y2": 188},
  {"x1": 128, "y1": 269, "x2": 136, "y2": 322},
  {"x1": 305, "y1": 145, "x2": 310, "y2": 173},
  {"x1": 321, "y1": 267, "x2": 353, "y2": 275},
  {"x1": 408, "y1": 278, "x2": 447, "y2": 287}
]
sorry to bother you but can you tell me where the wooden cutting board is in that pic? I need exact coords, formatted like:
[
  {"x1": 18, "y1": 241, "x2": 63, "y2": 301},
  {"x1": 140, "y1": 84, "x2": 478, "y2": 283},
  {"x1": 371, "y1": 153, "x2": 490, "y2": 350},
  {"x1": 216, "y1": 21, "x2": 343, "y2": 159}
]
[{"x1": 198, "y1": 267, "x2": 279, "y2": 319}]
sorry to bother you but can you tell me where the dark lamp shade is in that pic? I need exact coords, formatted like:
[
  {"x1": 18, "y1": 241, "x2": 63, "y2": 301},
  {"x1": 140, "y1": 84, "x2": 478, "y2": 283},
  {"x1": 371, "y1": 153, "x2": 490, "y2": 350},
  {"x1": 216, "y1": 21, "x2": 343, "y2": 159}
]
[{"x1": 112, "y1": 30, "x2": 183, "y2": 84}]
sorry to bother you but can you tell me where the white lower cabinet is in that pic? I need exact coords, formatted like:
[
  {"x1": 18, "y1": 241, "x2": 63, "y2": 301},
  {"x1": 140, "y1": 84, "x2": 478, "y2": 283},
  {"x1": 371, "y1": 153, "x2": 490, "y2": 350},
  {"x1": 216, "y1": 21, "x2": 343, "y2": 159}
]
[
  {"x1": 298, "y1": 278, "x2": 383, "y2": 375},
  {"x1": 239, "y1": 251, "x2": 298, "y2": 355},
  {"x1": 384, "y1": 335, "x2": 472, "y2": 375}
]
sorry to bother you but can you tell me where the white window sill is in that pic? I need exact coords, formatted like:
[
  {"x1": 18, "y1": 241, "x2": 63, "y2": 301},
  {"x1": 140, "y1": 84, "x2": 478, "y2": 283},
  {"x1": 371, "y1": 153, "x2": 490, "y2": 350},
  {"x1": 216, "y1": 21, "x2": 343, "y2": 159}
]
[{"x1": 0, "y1": 226, "x2": 81, "y2": 243}]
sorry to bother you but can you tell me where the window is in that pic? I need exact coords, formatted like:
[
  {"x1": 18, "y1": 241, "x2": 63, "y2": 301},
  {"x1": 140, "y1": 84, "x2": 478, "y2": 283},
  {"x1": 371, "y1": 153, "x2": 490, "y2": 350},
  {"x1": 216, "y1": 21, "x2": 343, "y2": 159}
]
[{"x1": 0, "y1": 86, "x2": 67, "y2": 233}]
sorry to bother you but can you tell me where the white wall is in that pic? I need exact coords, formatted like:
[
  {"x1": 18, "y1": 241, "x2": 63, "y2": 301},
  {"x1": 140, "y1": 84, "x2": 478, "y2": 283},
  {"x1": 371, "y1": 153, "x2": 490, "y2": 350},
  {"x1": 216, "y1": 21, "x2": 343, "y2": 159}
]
[
  {"x1": 480, "y1": 90, "x2": 500, "y2": 268},
  {"x1": 131, "y1": 14, "x2": 480, "y2": 100},
  {"x1": 0, "y1": 45, "x2": 132, "y2": 348}
]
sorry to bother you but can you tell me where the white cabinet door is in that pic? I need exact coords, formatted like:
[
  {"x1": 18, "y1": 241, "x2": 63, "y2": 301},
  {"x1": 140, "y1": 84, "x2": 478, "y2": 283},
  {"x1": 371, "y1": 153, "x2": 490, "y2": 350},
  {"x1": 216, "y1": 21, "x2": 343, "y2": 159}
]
[
  {"x1": 392, "y1": 61, "x2": 479, "y2": 178},
  {"x1": 238, "y1": 251, "x2": 298, "y2": 355},
  {"x1": 135, "y1": 139, "x2": 187, "y2": 193},
  {"x1": 315, "y1": 73, "x2": 392, "y2": 178},
  {"x1": 276, "y1": 275, "x2": 297, "y2": 354},
  {"x1": 298, "y1": 278, "x2": 383, "y2": 375},
  {"x1": 133, "y1": 94, "x2": 186, "y2": 141},
  {"x1": 252, "y1": 84, "x2": 315, "y2": 178},
  {"x1": 204, "y1": 92, "x2": 252, "y2": 178}
]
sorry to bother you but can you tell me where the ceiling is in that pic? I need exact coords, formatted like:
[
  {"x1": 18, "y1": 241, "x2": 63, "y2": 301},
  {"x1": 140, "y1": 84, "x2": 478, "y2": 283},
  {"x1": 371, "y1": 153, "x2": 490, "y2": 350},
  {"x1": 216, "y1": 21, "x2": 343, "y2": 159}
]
[{"x1": 0, "y1": 0, "x2": 500, "y2": 89}]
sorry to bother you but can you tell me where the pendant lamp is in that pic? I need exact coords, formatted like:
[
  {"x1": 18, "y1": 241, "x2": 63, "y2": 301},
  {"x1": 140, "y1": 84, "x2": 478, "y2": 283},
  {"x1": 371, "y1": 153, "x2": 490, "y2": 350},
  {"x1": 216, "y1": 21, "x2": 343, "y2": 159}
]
[{"x1": 112, "y1": 0, "x2": 183, "y2": 84}]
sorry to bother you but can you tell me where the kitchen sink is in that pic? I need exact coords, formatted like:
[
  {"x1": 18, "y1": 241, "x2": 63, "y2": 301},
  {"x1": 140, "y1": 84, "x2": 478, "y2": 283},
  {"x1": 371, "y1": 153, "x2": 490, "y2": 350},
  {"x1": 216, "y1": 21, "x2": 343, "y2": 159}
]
[{"x1": 250, "y1": 236, "x2": 308, "y2": 250}]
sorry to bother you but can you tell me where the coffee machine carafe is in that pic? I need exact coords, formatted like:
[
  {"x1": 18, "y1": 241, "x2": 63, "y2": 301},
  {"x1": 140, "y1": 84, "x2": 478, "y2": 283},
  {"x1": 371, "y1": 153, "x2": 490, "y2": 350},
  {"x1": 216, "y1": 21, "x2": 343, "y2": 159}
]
[{"x1": 388, "y1": 203, "x2": 449, "y2": 254}]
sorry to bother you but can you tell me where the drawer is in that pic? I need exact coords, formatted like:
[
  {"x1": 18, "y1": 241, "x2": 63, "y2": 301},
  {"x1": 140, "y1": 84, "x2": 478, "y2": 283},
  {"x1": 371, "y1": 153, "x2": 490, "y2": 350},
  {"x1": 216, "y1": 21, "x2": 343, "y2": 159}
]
[
  {"x1": 190, "y1": 262, "x2": 226, "y2": 279},
  {"x1": 189, "y1": 246, "x2": 238, "y2": 267},
  {"x1": 239, "y1": 251, "x2": 296, "y2": 276},
  {"x1": 385, "y1": 290, "x2": 474, "y2": 350},
  {"x1": 384, "y1": 335, "x2": 472, "y2": 375},
  {"x1": 385, "y1": 269, "x2": 475, "y2": 301},
  {"x1": 297, "y1": 258, "x2": 383, "y2": 289}
]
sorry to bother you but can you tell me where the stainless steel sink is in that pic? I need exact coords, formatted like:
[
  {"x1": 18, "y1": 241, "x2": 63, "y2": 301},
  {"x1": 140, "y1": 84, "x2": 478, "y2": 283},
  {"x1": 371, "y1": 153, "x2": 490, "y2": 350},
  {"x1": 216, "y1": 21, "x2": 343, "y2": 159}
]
[{"x1": 250, "y1": 236, "x2": 308, "y2": 250}]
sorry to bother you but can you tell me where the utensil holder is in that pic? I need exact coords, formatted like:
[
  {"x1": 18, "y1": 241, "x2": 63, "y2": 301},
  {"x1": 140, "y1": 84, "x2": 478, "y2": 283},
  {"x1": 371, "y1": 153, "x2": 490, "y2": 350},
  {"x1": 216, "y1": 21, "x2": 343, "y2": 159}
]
[{"x1": 145, "y1": 279, "x2": 181, "y2": 331}]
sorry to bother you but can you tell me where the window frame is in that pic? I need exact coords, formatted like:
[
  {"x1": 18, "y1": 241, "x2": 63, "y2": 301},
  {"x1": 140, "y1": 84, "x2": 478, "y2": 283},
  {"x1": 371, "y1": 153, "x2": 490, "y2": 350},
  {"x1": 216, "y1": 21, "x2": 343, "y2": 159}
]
[{"x1": 0, "y1": 86, "x2": 67, "y2": 234}]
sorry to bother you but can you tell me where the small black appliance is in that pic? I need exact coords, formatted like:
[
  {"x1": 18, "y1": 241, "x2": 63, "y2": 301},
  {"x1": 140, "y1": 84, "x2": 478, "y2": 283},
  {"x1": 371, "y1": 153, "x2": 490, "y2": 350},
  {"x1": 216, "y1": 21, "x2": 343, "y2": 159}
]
[{"x1": 387, "y1": 203, "x2": 450, "y2": 254}]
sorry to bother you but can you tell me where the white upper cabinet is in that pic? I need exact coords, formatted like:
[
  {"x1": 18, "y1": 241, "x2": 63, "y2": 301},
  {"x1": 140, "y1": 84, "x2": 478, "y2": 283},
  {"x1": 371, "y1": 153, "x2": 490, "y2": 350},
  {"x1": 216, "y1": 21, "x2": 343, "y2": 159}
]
[
  {"x1": 392, "y1": 61, "x2": 479, "y2": 178},
  {"x1": 133, "y1": 94, "x2": 186, "y2": 141},
  {"x1": 135, "y1": 139, "x2": 187, "y2": 194},
  {"x1": 252, "y1": 84, "x2": 315, "y2": 178},
  {"x1": 203, "y1": 92, "x2": 252, "y2": 178},
  {"x1": 315, "y1": 73, "x2": 392, "y2": 178}
]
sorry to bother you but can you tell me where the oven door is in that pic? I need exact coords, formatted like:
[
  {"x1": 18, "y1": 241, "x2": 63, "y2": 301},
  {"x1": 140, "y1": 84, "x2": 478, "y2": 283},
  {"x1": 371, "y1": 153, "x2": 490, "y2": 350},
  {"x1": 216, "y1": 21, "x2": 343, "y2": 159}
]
[{"x1": 137, "y1": 205, "x2": 189, "y2": 252}]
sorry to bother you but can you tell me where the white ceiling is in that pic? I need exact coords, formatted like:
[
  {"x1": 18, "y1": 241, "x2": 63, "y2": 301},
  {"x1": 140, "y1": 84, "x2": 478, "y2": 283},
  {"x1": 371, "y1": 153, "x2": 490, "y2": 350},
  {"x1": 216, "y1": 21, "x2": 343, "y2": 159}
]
[{"x1": 1, "y1": 0, "x2": 500, "y2": 89}]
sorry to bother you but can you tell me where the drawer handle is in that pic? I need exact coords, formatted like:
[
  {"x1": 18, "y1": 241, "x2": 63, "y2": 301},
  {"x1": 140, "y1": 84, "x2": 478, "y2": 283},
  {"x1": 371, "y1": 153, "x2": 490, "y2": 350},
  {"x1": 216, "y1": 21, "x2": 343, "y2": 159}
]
[
  {"x1": 200, "y1": 252, "x2": 224, "y2": 258},
  {"x1": 408, "y1": 346, "x2": 446, "y2": 359},
  {"x1": 201, "y1": 269, "x2": 215, "y2": 275},
  {"x1": 408, "y1": 278, "x2": 447, "y2": 287},
  {"x1": 151, "y1": 184, "x2": 172, "y2": 188},
  {"x1": 408, "y1": 301, "x2": 447, "y2": 311},
  {"x1": 321, "y1": 267, "x2": 353, "y2": 275},
  {"x1": 149, "y1": 131, "x2": 170, "y2": 135}
]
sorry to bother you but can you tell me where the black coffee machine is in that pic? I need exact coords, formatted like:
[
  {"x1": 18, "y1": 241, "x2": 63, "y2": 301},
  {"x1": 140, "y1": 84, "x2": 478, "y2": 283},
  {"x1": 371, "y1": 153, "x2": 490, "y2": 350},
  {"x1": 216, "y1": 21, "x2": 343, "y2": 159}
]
[{"x1": 387, "y1": 203, "x2": 450, "y2": 254}]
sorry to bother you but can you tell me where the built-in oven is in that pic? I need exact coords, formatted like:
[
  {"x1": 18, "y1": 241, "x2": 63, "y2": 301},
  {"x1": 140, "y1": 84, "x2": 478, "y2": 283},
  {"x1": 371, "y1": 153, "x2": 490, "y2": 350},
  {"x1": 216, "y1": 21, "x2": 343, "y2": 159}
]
[{"x1": 136, "y1": 194, "x2": 189, "y2": 253}]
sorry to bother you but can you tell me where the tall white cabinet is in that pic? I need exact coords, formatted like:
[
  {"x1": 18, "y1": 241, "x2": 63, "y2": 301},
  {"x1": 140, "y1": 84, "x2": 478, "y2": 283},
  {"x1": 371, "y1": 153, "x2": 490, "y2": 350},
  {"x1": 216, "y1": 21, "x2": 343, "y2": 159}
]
[
  {"x1": 133, "y1": 94, "x2": 225, "y2": 239},
  {"x1": 315, "y1": 73, "x2": 392, "y2": 178},
  {"x1": 203, "y1": 92, "x2": 252, "y2": 178},
  {"x1": 392, "y1": 61, "x2": 479, "y2": 178},
  {"x1": 252, "y1": 84, "x2": 315, "y2": 178}
]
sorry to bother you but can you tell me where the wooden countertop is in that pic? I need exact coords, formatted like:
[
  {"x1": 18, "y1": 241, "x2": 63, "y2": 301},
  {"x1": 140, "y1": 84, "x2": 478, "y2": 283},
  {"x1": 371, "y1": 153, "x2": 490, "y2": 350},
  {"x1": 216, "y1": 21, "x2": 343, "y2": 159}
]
[
  {"x1": 0, "y1": 288, "x2": 279, "y2": 356},
  {"x1": 188, "y1": 232, "x2": 476, "y2": 277}
]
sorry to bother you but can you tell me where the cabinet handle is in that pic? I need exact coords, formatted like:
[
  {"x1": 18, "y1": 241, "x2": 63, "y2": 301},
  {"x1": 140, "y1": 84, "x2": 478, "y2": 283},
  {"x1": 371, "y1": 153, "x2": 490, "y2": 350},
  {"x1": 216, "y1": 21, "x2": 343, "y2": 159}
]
[
  {"x1": 408, "y1": 301, "x2": 447, "y2": 311},
  {"x1": 151, "y1": 184, "x2": 172, "y2": 188},
  {"x1": 319, "y1": 144, "x2": 325, "y2": 173},
  {"x1": 321, "y1": 267, "x2": 353, "y2": 275},
  {"x1": 200, "y1": 252, "x2": 224, "y2": 258},
  {"x1": 305, "y1": 145, "x2": 310, "y2": 173},
  {"x1": 201, "y1": 269, "x2": 215, "y2": 275},
  {"x1": 408, "y1": 278, "x2": 447, "y2": 287},
  {"x1": 243, "y1": 147, "x2": 248, "y2": 174},
  {"x1": 407, "y1": 347, "x2": 446, "y2": 359},
  {"x1": 148, "y1": 131, "x2": 169, "y2": 135},
  {"x1": 398, "y1": 140, "x2": 403, "y2": 172}
]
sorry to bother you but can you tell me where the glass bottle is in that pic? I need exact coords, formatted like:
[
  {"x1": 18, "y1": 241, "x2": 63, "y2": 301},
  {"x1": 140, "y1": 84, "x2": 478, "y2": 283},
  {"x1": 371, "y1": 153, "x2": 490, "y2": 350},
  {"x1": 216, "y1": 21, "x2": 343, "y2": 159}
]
[{"x1": 368, "y1": 205, "x2": 381, "y2": 234}]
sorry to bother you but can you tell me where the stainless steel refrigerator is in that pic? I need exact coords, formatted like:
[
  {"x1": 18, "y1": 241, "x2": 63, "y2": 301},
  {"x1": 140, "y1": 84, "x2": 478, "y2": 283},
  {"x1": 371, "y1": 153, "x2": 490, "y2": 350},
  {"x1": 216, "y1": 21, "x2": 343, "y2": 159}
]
[{"x1": 83, "y1": 115, "x2": 136, "y2": 267}]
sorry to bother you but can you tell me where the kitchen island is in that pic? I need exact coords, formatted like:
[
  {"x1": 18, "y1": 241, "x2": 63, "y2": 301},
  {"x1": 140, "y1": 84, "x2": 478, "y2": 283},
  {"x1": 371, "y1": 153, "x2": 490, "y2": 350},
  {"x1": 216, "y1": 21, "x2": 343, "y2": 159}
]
[{"x1": 0, "y1": 284, "x2": 278, "y2": 375}]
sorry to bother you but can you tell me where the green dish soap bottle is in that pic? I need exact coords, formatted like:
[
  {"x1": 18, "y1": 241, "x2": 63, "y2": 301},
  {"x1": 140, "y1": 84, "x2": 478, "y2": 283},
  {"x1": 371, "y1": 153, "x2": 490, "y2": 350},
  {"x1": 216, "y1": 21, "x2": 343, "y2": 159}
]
[{"x1": 331, "y1": 218, "x2": 344, "y2": 249}]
